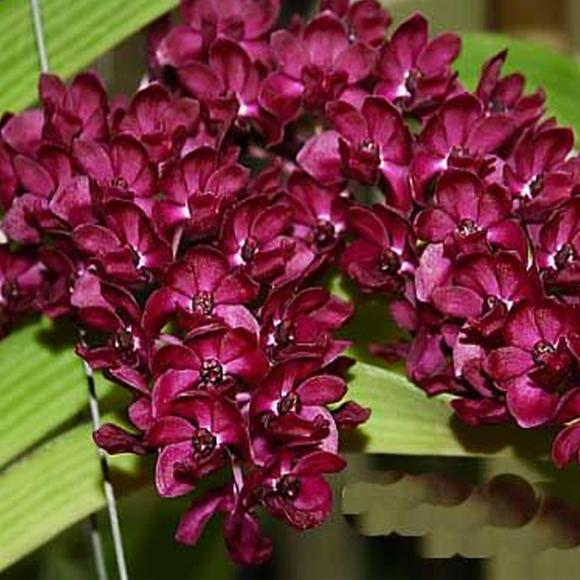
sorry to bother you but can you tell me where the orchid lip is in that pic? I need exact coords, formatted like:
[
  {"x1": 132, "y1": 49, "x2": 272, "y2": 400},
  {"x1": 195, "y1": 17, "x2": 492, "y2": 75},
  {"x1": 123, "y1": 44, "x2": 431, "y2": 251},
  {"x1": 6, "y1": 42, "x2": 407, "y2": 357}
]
[
  {"x1": 278, "y1": 392, "x2": 300, "y2": 415},
  {"x1": 533, "y1": 340, "x2": 557, "y2": 365},
  {"x1": 554, "y1": 244, "x2": 576, "y2": 269},
  {"x1": 456, "y1": 218, "x2": 480, "y2": 237},
  {"x1": 522, "y1": 174, "x2": 544, "y2": 198},
  {"x1": 192, "y1": 291, "x2": 214, "y2": 315},
  {"x1": 200, "y1": 358, "x2": 224, "y2": 387},
  {"x1": 191, "y1": 427, "x2": 216, "y2": 459},
  {"x1": 276, "y1": 474, "x2": 301, "y2": 500}
]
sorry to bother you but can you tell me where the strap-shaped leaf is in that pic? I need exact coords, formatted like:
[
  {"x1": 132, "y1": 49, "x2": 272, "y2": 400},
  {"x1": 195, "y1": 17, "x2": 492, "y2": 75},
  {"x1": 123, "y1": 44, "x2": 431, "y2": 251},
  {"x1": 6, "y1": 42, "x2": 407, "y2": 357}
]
[
  {"x1": 0, "y1": 320, "x2": 111, "y2": 468},
  {"x1": 0, "y1": 318, "x2": 113, "y2": 468},
  {"x1": 0, "y1": 415, "x2": 144, "y2": 571},
  {"x1": 0, "y1": 0, "x2": 178, "y2": 113}
]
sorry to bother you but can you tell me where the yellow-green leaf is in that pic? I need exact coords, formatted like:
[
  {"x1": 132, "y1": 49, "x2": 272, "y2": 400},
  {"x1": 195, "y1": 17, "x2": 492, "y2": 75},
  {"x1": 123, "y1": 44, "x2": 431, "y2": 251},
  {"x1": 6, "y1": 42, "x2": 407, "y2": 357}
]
[{"x1": 0, "y1": 0, "x2": 178, "y2": 113}]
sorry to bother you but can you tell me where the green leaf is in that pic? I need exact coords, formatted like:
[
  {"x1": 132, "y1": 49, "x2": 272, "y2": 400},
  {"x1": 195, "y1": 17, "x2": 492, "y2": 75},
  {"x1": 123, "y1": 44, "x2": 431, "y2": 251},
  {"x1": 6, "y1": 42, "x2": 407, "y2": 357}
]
[
  {"x1": 457, "y1": 32, "x2": 580, "y2": 133},
  {"x1": 0, "y1": 0, "x2": 178, "y2": 113},
  {"x1": 0, "y1": 415, "x2": 145, "y2": 571},
  {"x1": 344, "y1": 362, "x2": 551, "y2": 459},
  {"x1": 0, "y1": 318, "x2": 114, "y2": 469}
]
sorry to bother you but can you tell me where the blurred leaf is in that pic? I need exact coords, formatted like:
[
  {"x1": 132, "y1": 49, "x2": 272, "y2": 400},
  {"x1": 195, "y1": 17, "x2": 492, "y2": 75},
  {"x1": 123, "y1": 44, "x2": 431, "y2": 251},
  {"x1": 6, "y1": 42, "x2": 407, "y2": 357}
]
[
  {"x1": 0, "y1": 0, "x2": 178, "y2": 113},
  {"x1": 457, "y1": 32, "x2": 580, "y2": 133}
]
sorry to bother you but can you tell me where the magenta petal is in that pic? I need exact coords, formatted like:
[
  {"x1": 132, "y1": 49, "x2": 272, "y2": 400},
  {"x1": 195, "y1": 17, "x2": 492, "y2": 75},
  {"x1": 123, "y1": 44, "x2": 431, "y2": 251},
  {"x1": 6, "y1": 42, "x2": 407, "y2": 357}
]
[
  {"x1": 73, "y1": 224, "x2": 121, "y2": 255},
  {"x1": 485, "y1": 347, "x2": 534, "y2": 381},
  {"x1": 270, "y1": 30, "x2": 309, "y2": 78},
  {"x1": 303, "y1": 12, "x2": 348, "y2": 69},
  {"x1": 417, "y1": 33, "x2": 461, "y2": 75},
  {"x1": 390, "y1": 12, "x2": 428, "y2": 69},
  {"x1": 415, "y1": 243, "x2": 452, "y2": 302},
  {"x1": 13, "y1": 155, "x2": 55, "y2": 198},
  {"x1": 363, "y1": 97, "x2": 411, "y2": 164},
  {"x1": 334, "y1": 42, "x2": 376, "y2": 82},
  {"x1": 156, "y1": 25, "x2": 203, "y2": 67},
  {"x1": 506, "y1": 376, "x2": 558, "y2": 428},
  {"x1": 50, "y1": 175, "x2": 94, "y2": 227},
  {"x1": 297, "y1": 375, "x2": 347, "y2": 405},
  {"x1": 224, "y1": 512, "x2": 273, "y2": 566},
  {"x1": 297, "y1": 131, "x2": 343, "y2": 185},
  {"x1": 552, "y1": 424, "x2": 580, "y2": 468},
  {"x1": 214, "y1": 269, "x2": 259, "y2": 304},
  {"x1": 414, "y1": 208, "x2": 455, "y2": 241},
  {"x1": 178, "y1": 62, "x2": 222, "y2": 100},
  {"x1": 146, "y1": 416, "x2": 194, "y2": 446},
  {"x1": 214, "y1": 305, "x2": 260, "y2": 335},
  {"x1": 1, "y1": 110, "x2": 44, "y2": 155},
  {"x1": 155, "y1": 442, "x2": 195, "y2": 497},
  {"x1": 467, "y1": 115, "x2": 515, "y2": 154},
  {"x1": 73, "y1": 139, "x2": 113, "y2": 183},
  {"x1": 432, "y1": 286, "x2": 483, "y2": 318},
  {"x1": 176, "y1": 490, "x2": 227, "y2": 545},
  {"x1": 326, "y1": 100, "x2": 367, "y2": 144},
  {"x1": 209, "y1": 38, "x2": 253, "y2": 96},
  {"x1": 259, "y1": 73, "x2": 303, "y2": 123},
  {"x1": 152, "y1": 369, "x2": 198, "y2": 417}
]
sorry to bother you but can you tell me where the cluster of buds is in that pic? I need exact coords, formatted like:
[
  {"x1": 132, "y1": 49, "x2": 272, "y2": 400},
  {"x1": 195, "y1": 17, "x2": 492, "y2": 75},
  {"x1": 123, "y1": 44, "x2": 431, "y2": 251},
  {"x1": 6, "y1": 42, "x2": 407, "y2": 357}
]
[{"x1": 2, "y1": 0, "x2": 580, "y2": 565}]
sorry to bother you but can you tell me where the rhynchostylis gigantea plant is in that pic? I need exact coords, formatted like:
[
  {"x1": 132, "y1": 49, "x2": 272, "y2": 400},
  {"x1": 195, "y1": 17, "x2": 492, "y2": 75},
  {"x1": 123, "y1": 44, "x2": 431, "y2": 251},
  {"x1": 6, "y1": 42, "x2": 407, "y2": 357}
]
[{"x1": 0, "y1": 0, "x2": 580, "y2": 566}]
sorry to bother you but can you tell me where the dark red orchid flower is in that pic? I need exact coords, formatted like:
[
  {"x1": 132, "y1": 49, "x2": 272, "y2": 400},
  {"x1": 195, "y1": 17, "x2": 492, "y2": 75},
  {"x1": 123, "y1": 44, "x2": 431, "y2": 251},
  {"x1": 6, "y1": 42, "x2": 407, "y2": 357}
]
[
  {"x1": 259, "y1": 283, "x2": 353, "y2": 363},
  {"x1": 156, "y1": 146, "x2": 249, "y2": 244},
  {"x1": 259, "y1": 10, "x2": 376, "y2": 124},
  {"x1": 536, "y1": 199, "x2": 580, "y2": 294},
  {"x1": 147, "y1": 392, "x2": 248, "y2": 497},
  {"x1": 414, "y1": 169, "x2": 528, "y2": 260},
  {"x1": 376, "y1": 13, "x2": 461, "y2": 115},
  {"x1": 476, "y1": 50, "x2": 545, "y2": 128},
  {"x1": 484, "y1": 299, "x2": 574, "y2": 428},
  {"x1": 155, "y1": 0, "x2": 280, "y2": 68},
  {"x1": 39, "y1": 72, "x2": 109, "y2": 146},
  {"x1": 299, "y1": 96, "x2": 412, "y2": 211},
  {"x1": 72, "y1": 200, "x2": 172, "y2": 285},
  {"x1": 504, "y1": 125, "x2": 575, "y2": 221},
  {"x1": 411, "y1": 93, "x2": 516, "y2": 198},
  {"x1": 432, "y1": 250, "x2": 543, "y2": 339},
  {"x1": 143, "y1": 245, "x2": 259, "y2": 336},
  {"x1": 340, "y1": 204, "x2": 416, "y2": 292},
  {"x1": 115, "y1": 83, "x2": 201, "y2": 162},
  {"x1": 244, "y1": 450, "x2": 345, "y2": 529}
]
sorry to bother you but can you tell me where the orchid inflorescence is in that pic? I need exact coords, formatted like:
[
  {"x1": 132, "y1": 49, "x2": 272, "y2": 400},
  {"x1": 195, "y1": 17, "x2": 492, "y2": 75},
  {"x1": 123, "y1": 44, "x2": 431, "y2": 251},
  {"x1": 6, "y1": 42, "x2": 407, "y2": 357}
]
[{"x1": 0, "y1": 0, "x2": 579, "y2": 566}]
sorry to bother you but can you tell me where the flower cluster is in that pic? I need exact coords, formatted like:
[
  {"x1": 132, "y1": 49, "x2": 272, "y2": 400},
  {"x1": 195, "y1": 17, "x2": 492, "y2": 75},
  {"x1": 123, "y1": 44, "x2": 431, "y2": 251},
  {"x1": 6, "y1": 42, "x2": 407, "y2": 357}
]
[
  {"x1": 2, "y1": 0, "x2": 580, "y2": 564},
  {"x1": 322, "y1": 16, "x2": 580, "y2": 466},
  {"x1": 0, "y1": 0, "x2": 383, "y2": 565}
]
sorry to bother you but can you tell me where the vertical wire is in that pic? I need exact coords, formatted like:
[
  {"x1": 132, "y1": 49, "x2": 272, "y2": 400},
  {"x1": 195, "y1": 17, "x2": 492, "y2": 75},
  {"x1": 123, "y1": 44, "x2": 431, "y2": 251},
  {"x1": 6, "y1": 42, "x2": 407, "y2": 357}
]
[
  {"x1": 28, "y1": 1, "x2": 129, "y2": 579},
  {"x1": 87, "y1": 514, "x2": 109, "y2": 580},
  {"x1": 80, "y1": 337, "x2": 130, "y2": 580},
  {"x1": 29, "y1": 0, "x2": 49, "y2": 73}
]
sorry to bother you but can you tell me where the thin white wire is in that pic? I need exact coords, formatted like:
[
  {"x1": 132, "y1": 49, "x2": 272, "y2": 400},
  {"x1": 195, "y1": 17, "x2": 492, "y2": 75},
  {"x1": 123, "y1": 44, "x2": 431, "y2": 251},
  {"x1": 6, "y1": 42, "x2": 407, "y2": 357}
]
[
  {"x1": 29, "y1": 0, "x2": 49, "y2": 73},
  {"x1": 82, "y1": 351, "x2": 129, "y2": 580},
  {"x1": 88, "y1": 514, "x2": 109, "y2": 580},
  {"x1": 27, "y1": 1, "x2": 129, "y2": 579}
]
